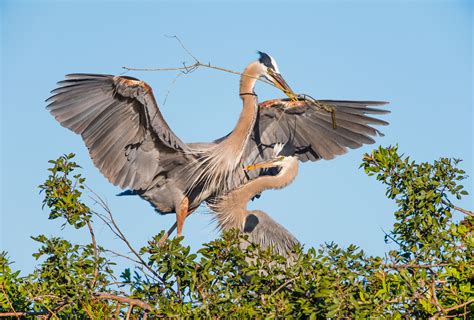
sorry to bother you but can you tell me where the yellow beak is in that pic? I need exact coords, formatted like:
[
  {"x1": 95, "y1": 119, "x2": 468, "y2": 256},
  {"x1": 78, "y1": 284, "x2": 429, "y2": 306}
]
[
  {"x1": 245, "y1": 159, "x2": 278, "y2": 171},
  {"x1": 268, "y1": 71, "x2": 298, "y2": 102}
]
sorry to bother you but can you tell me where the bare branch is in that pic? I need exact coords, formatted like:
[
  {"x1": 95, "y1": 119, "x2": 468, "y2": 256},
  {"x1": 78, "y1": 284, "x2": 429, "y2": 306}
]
[
  {"x1": 444, "y1": 298, "x2": 474, "y2": 313},
  {"x1": 444, "y1": 309, "x2": 471, "y2": 318},
  {"x1": 381, "y1": 228, "x2": 403, "y2": 247},
  {"x1": 38, "y1": 303, "x2": 58, "y2": 320},
  {"x1": 0, "y1": 311, "x2": 49, "y2": 318},
  {"x1": 113, "y1": 302, "x2": 121, "y2": 319},
  {"x1": 95, "y1": 292, "x2": 153, "y2": 311},
  {"x1": 103, "y1": 249, "x2": 141, "y2": 265},
  {"x1": 85, "y1": 186, "x2": 171, "y2": 291},
  {"x1": 122, "y1": 34, "x2": 279, "y2": 90},
  {"x1": 86, "y1": 220, "x2": 99, "y2": 288},
  {"x1": 125, "y1": 305, "x2": 132, "y2": 320},
  {"x1": 267, "y1": 276, "x2": 299, "y2": 301},
  {"x1": 430, "y1": 280, "x2": 473, "y2": 318},
  {"x1": 0, "y1": 284, "x2": 18, "y2": 318},
  {"x1": 164, "y1": 35, "x2": 199, "y2": 63},
  {"x1": 162, "y1": 72, "x2": 185, "y2": 106},
  {"x1": 92, "y1": 209, "x2": 123, "y2": 241},
  {"x1": 384, "y1": 263, "x2": 449, "y2": 270},
  {"x1": 443, "y1": 200, "x2": 474, "y2": 217},
  {"x1": 123, "y1": 36, "x2": 339, "y2": 128},
  {"x1": 431, "y1": 281, "x2": 443, "y2": 313},
  {"x1": 123, "y1": 60, "x2": 276, "y2": 88}
]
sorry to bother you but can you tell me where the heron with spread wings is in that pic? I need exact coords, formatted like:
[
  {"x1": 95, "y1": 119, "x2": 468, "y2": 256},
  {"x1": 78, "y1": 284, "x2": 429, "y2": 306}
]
[{"x1": 47, "y1": 52, "x2": 389, "y2": 238}]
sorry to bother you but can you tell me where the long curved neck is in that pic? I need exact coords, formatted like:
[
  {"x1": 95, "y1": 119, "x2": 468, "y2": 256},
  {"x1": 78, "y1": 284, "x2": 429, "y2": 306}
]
[
  {"x1": 223, "y1": 62, "x2": 262, "y2": 154},
  {"x1": 213, "y1": 157, "x2": 298, "y2": 230},
  {"x1": 237, "y1": 158, "x2": 299, "y2": 207},
  {"x1": 188, "y1": 62, "x2": 265, "y2": 199},
  {"x1": 239, "y1": 61, "x2": 260, "y2": 95}
]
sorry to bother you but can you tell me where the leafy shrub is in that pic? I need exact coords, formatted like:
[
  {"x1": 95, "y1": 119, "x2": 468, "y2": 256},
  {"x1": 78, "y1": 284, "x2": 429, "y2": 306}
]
[{"x1": 1, "y1": 146, "x2": 472, "y2": 318}]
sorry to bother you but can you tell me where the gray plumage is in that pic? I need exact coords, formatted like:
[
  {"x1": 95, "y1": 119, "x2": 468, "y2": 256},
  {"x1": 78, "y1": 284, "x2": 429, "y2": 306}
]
[
  {"x1": 46, "y1": 52, "x2": 389, "y2": 236},
  {"x1": 210, "y1": 148, "x2": 300, "y2": 259}
]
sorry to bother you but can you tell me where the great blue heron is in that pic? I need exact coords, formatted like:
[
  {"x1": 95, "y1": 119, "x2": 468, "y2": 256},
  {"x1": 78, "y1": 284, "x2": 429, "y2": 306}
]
[
  {"x1": 47, "y1": 52, "x2": 389, "y2": 238},
  {"x1": 211, "y1": 144, "x2": 299, "y2": 259}
]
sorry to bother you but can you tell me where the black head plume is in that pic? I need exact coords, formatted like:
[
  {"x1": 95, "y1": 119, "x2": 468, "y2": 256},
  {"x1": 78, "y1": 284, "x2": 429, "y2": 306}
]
[{"x1": 258, "y1": 51, "x2": 276, "y2": 70}]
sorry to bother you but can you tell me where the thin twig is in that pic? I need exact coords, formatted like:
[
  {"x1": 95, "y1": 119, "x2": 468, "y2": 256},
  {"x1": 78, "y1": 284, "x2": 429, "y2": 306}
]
[
  {"x1": 86, "y1": 220, "x2": 99, "y2": 288},
  {"x1": 430, "y1": 296, "x2": 473, "y2": 318},
  {"x1": 443, "y1": 200, "x2": 474, "y2": 217},
  {"x1": 103, "y1": 248, "x2": 142, "y2": 265},
  {"x1": 113, "y1": 302, "x2": 121, "y2": 319},
  {"x1": 122, "y1": 36, "x2": 278, "y2": 90},
  {"x1": 83, "y1": 306, "x2": 94, "y2": 319},
  {"x1": 0, "y1": 284, "x2": 18, "y2": 318},
  {"x1": 384, "y1": 263, "x2": 449, "y2": 269},
  {"x1": 165, "y1": 35, "x2": 199, "y2": 63},
  {"x1": 105, "y1": 208, "x2": 163, "y2": 283},
  {"x1": 381, "y1": 228, "x2": 403, "y2": 247},
  {"x1": 267, "y1": 276, "x2": 299, "y2": 301},
  {"x1": 95, "y1": 292, "x2": 153, "y2": 311},
  {"x1": 86, "y1": 186, "x2": 170, "y2": 290},
  {"x1": 38, "y1": 303, "x2": 58, "y2": 320},
  {"x1": 444, "y1": 309, "x2": 471, "y2": 318},
  {"x1": 431, "y1": 281, "x2": 443, "y2": 313},
  {"x1": 0, "y1": 311, "x2": 49, "y2": 317},
  {"x1": 444, "y1": 298, "x2": 474, "y2": 313},
  {"x1": 444, "y1": 313, "x2": 466, "y2": 319},
  {"x1": 92, "y1": 210, "x2": 122, "y2": 241},
  {"x1": 123, "y1": 60, "x2": 276, "y2": 88},
  {"x1": 126, "y1": 305, "x2": 132, "y2": 320},
  {"x1": 162, "y1": 72, "x2": 185, "y2": 106}
]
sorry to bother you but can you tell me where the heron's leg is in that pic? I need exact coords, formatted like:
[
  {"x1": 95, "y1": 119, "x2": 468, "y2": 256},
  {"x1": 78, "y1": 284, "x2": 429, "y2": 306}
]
[
  {"x1": 176, "y1": 196, "x2": 189, "y2": 236},
  {"x1": 159, "y1": 197, "x2": 191, "y2": 246}
]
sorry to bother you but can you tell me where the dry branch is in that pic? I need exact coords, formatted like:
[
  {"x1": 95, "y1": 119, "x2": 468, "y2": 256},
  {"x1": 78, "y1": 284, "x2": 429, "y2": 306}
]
[
  {"x1": 0, "y1": 311, "x2": 49, "y2": 318},
  {"x1": 443, "y1": 200, "x2": 474, "y2": 217},
  {"x1": 86, "y1": 220, "x2": 99, "y2": 288},
  {"x1": 95, "y1": 292, "x2": 153, "y2": 311},
  {"x1": 122, "y1": 35, "x2": 280, "y2": 91}
]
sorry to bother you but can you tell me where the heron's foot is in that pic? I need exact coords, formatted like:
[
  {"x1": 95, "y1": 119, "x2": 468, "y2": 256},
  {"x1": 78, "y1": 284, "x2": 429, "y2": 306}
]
[
  {"x1": 159, "y1": 222, "x2": 177, "y2": 246},
  {"x1": 158, "y1": 234, "x2": 168, "y2": 246}
]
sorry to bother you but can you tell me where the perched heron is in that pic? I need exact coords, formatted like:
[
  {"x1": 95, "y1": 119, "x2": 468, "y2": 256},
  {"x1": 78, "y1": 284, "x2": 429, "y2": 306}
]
[
  {"x1": 210, "y1": 144, "x2": 299, "y2": 259},
  {"x1": 47, "y1": 52, "x2": 389, "y2": 238}
]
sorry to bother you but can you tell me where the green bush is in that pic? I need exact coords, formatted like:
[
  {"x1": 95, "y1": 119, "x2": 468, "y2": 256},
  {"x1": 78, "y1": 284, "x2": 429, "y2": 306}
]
[{"x1": 1, "y1": 146, "x2": 472, "y2": 318}]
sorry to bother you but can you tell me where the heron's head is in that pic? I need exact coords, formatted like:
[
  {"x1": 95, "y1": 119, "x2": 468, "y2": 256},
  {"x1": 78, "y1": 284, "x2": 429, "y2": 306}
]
[
  {"x1": 257, "y1": 51, "x2": 296, "y2": 100},
  {"x1": 245, "y1": 143, "x2": 295, "y2": 171}
]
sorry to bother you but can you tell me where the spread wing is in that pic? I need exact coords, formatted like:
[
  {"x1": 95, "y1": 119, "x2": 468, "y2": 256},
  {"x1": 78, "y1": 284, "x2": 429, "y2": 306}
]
[
  {"x1": 47, "y1": 74, "x2": 188, "y2": 190},
  {"x1": 242, "y1": 98, "x2": 389, "y2": 174}
]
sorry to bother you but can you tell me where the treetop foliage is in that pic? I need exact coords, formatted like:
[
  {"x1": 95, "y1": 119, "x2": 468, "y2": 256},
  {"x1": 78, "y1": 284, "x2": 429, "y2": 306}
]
[{"x1": 1, "y1": 146, "x2": 472, "y2": 319}]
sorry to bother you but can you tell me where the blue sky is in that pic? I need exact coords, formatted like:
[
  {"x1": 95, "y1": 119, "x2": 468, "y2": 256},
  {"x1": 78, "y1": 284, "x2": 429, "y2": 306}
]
[{"x1": 1, "y1": 1, "x2": 472, "y2": 274}]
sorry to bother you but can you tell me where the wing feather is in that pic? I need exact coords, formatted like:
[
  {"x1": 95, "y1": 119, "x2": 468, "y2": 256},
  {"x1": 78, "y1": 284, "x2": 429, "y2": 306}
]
[
  {"x1": 243, "y1": 98, "x2": 389, "y2": 166},
  {"x1": 47, "y1": 74, "x2": 186, "y2": 190}
]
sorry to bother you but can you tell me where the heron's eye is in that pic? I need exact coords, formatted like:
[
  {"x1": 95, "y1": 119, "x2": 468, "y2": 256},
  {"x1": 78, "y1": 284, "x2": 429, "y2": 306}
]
[
  {"x1": 267, "y1": 67, "x2": 274, "y2": 75},
  {"x1": 278, "y1": 156, "x2": 285, "y2": 161}
]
